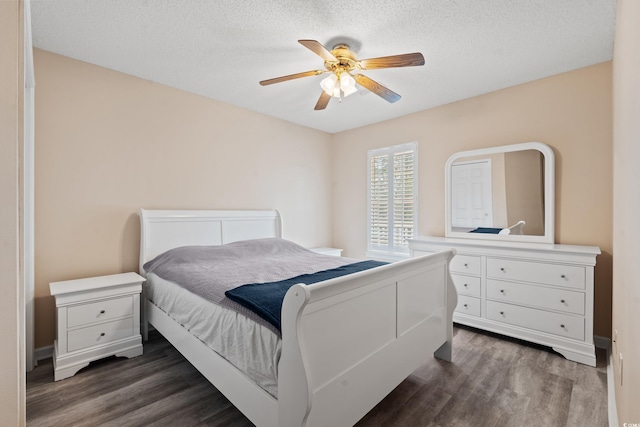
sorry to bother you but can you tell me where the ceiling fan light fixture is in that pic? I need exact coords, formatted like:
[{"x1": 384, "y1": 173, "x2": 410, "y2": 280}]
[
  {"x1": 340, "y1": 73, "x2": 357, "y2": 96},
  {"x1": 342, "y1": 84, "x2": 357, "y2": 97},
  {"x1": 320, "y1": 73, "x2": 338, "y2": 96},
  {"x1": 321, "y1": 72, "x2": 357, "y2": 98}
]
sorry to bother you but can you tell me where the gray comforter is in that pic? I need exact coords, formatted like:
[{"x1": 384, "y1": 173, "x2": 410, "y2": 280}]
[{"x1": 143, "y1": 238, "x2": 354, "y2": 334}]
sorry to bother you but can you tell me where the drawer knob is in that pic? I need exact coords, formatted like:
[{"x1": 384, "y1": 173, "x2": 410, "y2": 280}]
[
  {"x1": 464, "y1": 263, "x2": 469, "y2": 268},
  {"x1": 100, "y1": 310, "x2": 105, "y2": 314},
  {"x1": 561, "y1": 274, "x2": 566, "y2": 279},
  {"x1": 560, "y1": 299, "x2": 566, "y2": 304},
  {"x1": 499, "y1": 311, "x2": 504, "y2": 315},
  {"x1": 463, "y1": 304, "x2": 468, "y2": 308},
  {"x1": 464, "y1": 283, "x2": 469, "y2": 288},
  {"x1": 560, "y1": 324, "x2": 565, "y2": 329},
  {"x1": 100, "y1": 332, "x2": 105, "y2": 337},
  {"x1": 500, "y1": 267, "x2": 505, "y2": 272},
  {"x1": 500, "y1": 289, "x2": 505, "y2": 294}
]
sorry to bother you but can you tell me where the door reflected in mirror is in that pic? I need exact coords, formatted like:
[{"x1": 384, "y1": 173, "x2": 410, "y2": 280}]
[
  {"x1": 451, "y1": 150, "x2": 544, "y2": 236},
  {"x1": 445, "y1": 142, "x2": 554, "y2": 244}
]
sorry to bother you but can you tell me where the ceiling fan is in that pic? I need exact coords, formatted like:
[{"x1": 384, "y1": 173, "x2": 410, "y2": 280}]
[{"x1": 259, "y1": 40, "x2": 425, "y2": 110}]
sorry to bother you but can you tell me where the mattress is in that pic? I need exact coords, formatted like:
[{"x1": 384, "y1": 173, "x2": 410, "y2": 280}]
[
  {"x1": 142, "y1": 239, "x2": 365, "y2": 398},
  {"x1": 145, "y1": 272, "x2": 282, "y2": 397}
]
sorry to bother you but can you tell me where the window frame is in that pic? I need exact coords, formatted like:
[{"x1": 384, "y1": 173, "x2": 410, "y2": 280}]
[{"x1": 366, "y1": 142, "x2": 418, "y2": 260}]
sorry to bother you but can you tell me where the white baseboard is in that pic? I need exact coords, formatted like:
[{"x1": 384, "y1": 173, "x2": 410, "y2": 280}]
[
  {"x1": 607, "y1": 348, "x2": 619, "y2": 427},
  {"x1": 34, "y1": 345, "x2": 53, "y2": 365},
  {"x1": 594, "y1": 335, "x2": 611, "y2": 350}
]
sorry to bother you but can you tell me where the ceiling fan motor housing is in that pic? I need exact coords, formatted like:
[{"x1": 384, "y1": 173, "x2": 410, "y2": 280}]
[{"x1": 326, "y1": 44, "x2": 358, "y2": 73}]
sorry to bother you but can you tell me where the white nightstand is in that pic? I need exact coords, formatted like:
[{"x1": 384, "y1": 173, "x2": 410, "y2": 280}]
[
  {"x1": 310, "y1": 247, "x2": 343, "y2": 257},
  {"x1": 49, "y1": 272, "x2": 145, "y2": 381}
]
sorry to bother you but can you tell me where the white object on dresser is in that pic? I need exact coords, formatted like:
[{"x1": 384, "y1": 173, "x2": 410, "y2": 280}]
[
  {"x1": 49, "y1": 272, "x2": 144, "y2": 381},
  {"x1": 409, "y1": 237, "x2": 600, "y2": 366},
  {"x1": 309, "y1": 247, "x2": 343, "y2": 257}
]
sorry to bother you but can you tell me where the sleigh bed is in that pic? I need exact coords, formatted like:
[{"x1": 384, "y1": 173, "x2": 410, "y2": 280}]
[{"x1": 139, "y1": 209, "x2": 457, "y2": 426}]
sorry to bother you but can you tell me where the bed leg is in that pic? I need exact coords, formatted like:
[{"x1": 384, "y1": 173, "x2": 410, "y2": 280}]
[
  {"x1": 435, "y1": 262, "x2": 457, "y2": 362},
  {"x1": 434, "y1": 339, "x2": 452, "y2": 362}
]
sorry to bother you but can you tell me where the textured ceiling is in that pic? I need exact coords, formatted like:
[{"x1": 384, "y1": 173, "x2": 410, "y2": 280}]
[{"x1": 30, "y1": 0, "x2": 616, "y2": 133}]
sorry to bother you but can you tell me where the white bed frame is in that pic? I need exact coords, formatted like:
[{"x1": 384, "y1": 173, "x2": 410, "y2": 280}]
[{"x1": 139, "y1": 209, "x2": 457, "y2": 427}]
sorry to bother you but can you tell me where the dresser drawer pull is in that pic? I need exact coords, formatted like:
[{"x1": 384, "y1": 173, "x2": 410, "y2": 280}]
[
  {"x1": 500, "y1": 267, "x2": 505, "y2": 272},
  {"x1": 463, "y1": 304, "x2": 468, "y2": 308},
  {"x1": 560, "y1": 299, "x2": 566, "y2": 304},
  {"x1": 464, "y1": 263, "x2": 468, "y2": 268},
  {"x1": 560, "y1": 324, "x2": 565, "y2": 329},
  {"x1": 561, "y1": 274, "x2": 566, "y2": 279},
  {"x1": 100, "y1": 310, "x2": 105, "y2": 314},
  {"x1": 463, "y1": 283, "x2": 469, "y2": 288},
  {"x1": 500, "y1": 311, "x2": 504, "y2": 315},
  {"x1": 100, "y1": 332, "x2": 106, "y2": 337},
  {"x1": 500, "y1": 289, "x2": 505, "y2": 294}
]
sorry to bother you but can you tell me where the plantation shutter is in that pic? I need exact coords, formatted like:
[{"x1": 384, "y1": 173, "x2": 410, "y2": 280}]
[
  {"x1": 368, "y1": 143, "x2": 417, "y2": 255},
  {"x1": 392, "y1": 149, "x2": 415, "y2": 249},
  {"x1": 369, "y1": 154, "x2": 389, "y2": 248}
]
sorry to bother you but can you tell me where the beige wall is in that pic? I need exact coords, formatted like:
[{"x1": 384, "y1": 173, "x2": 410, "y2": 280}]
[
  {"x1": 0, "y1": 0, "x2": 25, "y2": 424},
  {"x1": 612, "y1": 0, "x2": 640, "y2": 423},
  {"x1": 33, "y1": 50, "x2": 334, "y2": 348},
  {"x1": 332, "y1": 62, "x2": 613, "y2": 338}
]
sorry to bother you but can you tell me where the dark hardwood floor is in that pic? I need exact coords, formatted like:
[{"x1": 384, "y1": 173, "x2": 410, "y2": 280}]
[{"x1": 27, "y1": 326, "x2": 608, "y2": 426}]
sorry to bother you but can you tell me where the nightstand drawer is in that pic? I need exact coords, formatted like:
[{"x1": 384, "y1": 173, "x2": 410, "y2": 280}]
[
  {"x1": 486, "y1": 301, "x2": 584, "y2": 341},
  {"x1": 486, "y1": 258, "x2": 585, "y2": 289},
  {"x1": 487, "y1": 279, "x2": 585, "y2": 315},
  {"x1": 67, "y1": 296, "x2": 133, "y2": 328},
  {"x1": 67, "y1": 317, "x2": 134, "y2": 352},
  {"x1": 450, "y1": 255, "x2": 481, "y2": 275},
  {"x1": 456, "y1": 295, "x2": 481, "y2": 317},
  {"x1": 451, "y1": 274, "x2": 481, "y2": 297}
]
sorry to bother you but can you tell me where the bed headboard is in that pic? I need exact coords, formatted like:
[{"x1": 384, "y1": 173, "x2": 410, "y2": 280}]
[{"x1": 139, "y1": 209, "x2": 282, "y2": 275}]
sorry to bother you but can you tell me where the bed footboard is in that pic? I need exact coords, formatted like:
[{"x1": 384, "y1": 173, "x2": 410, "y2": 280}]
[{"x1": 278, "y1": 250, "x2": 456, "y2": 427}]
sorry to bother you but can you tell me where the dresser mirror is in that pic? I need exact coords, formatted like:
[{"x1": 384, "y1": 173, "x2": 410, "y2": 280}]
[{"x1": 445, "y1": 142, "x2": 555, "y2": 244}]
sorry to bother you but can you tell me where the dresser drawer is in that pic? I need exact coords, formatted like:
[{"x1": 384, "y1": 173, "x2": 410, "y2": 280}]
[
  {"x1": 450, "y1": 255, "x2": 481, "y2": 275},
  {"x1": 456, "y1": 295, "x2": 481, "y2": 317},
  {"x1": 67, "y1": 296, "x2": 133, "y2": 328},
  {"x1": 486, "y1": 258, "x2": 585, "y2": 290},
  {"x1": 487, "y1": 279, "x2": 585, "y2": 315},
  {"x1": 451, "y1": 274, "x2": 481, "y2": 297},
  {"x1": 486, "y1": 301, "x2": 584, "y2": 341},
  {"x1": 67, "y1": 317, "x2": 134, "y2": 352}
]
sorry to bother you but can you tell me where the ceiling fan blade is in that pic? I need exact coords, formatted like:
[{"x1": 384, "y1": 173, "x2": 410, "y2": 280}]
[
  {"x1": 299, "y1": 40, "x2": 338, "y2": 62},
  {"x1": 353, "y1": 74, "x2": 401, "y2": 103},
  {"x1": 259, "y1": 70, "x2": 324, "y2": 86},
  {"x1": 314, "y1": 91, "x2": 331, "y2": 110},
  {"x1": 358, "y1": 52, "x2": 425, "y2": 70}
]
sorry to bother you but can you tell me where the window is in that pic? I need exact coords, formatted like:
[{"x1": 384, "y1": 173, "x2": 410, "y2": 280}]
[{"x1": 367, "y1": 142, "x2": 417, "y2": 258}]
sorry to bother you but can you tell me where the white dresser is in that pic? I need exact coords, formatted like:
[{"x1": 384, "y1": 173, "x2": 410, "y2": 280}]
[
  {"x1": 409, "y1": 237, "x2": 600, "y2": 366},
  {"x1": 50, "y1": 272, "x2": 144, "y2": 381}
]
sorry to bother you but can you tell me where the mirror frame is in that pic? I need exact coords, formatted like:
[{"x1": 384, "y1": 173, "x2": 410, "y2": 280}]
[{"x1": 445, "y1": 141, "x2": 555, "y2": 244}]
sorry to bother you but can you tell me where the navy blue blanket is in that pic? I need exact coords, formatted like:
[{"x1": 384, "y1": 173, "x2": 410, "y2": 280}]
[
  {"x1": 225, "y1": 260, "x2": 387, "y2": 332},
  {"x1": 469, "y1": 227, "x2": 503, "y2": 234}
]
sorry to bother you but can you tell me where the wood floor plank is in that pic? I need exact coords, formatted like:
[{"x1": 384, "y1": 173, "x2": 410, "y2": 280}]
[{"x1": 27, "y1": 326, "x2": 608, "y2": 426}]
